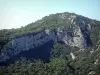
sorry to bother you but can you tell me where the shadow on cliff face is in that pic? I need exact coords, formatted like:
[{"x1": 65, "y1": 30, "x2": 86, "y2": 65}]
[
  {"x1": 85, "y1": 35, "x2": 93, "y2": 46},
  {"x1": 0, "y1": 40, "x2": 54, "y2": 66},
  {"x1": 80, "y1": 27, "x2": 93, "y2": 47}
]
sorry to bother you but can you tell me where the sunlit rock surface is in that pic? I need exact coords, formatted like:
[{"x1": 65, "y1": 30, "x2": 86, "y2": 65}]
[{"x1": 70, "y1": 52, "x2": 76, "y2": 60}]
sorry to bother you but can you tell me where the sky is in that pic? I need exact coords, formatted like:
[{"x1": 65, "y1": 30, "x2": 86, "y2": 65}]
[{"x1": 0, "y1": 0, "x2": 100, "y2": 29}]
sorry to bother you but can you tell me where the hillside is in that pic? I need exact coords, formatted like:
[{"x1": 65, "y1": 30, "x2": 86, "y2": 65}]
[{"x1": 0, "y1": 12, "x2": 100, "y2": 75}]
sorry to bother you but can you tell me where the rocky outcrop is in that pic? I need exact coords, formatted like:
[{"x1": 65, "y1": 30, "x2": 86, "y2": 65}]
[
  {"x1": 0, "y1": 32, "x2": 53, "y2": 63},
  {"x1": 45, "y1": 24, "x2": 89, "y2": 50},
  {"x1": 11, "y1": 32, "x2": 51, "y2": 56}
]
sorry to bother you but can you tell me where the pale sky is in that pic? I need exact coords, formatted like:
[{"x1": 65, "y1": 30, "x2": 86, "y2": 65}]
[{"x1": 0, "y1": 0, "x2": 100, "y2": 29}]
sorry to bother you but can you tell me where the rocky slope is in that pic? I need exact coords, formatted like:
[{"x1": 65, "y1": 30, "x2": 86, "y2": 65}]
[{"x1": 0, "y1": 12, "x2": 100, "y2": 66}]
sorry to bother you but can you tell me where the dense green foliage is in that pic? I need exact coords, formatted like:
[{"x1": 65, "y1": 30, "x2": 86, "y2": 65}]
[
  {"x1": 0, "y1": 43, "x2": 100, "y2": 75},
  {"x1": 0, "y1": 58, "x2": 74, "y2": 75}
]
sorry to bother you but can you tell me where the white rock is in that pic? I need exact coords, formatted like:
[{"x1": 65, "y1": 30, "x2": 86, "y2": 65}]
[
  {"x1": 45, "y1": 29, "x2": 50, "y2": 35},
  {"x1": 88, "y1": 71, "x2": 96, "y2": 75},
  {"x1": 87, "y1": 24, "x2": 91, "y2": 30},
  {"x1": 96, "y1": 44, "x2": 100, "y2": 51},
  {"x1": 70, "y1": 52, "x2": 76, "y2": 60},
  {"x1": 94, "y1": 59, "x2": 99, "y2": 65}
]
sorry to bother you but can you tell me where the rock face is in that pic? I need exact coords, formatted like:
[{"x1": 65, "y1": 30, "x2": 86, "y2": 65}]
[
  {"x1": 0, "y1": 13, "x2": 93, "y2": 64},
  {"x1": 45, "y1": 24, "x2": 90, "y2": 50},
  {"x1": 0, "y1": 32, "x2": 53, "y2": 63},
  {"x1": 11, "y1": 32, "x2": 51, "y2": 56}
]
